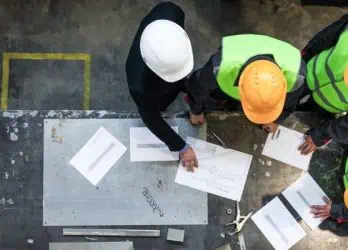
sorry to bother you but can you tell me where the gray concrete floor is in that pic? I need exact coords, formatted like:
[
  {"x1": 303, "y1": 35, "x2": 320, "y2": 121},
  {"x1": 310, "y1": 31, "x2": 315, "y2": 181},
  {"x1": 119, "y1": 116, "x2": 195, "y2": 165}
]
[{"x1": 0, "y1": 0, "x2": 347, "y2": 110}]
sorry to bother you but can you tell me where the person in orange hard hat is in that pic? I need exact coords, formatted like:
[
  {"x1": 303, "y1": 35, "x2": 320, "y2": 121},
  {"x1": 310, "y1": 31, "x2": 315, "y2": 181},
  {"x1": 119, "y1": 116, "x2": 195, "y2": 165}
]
[{"x1": 185, "y1": 34, "x2": 306, "y2": 132}]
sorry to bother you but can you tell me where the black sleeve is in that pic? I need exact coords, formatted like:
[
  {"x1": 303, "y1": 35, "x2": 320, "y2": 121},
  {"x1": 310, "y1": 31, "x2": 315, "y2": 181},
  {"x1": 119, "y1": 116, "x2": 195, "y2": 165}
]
[
  {"x1": 302, "y1": 14, "x2": 348, "y2": 62},
  {"x1": 186, "y1": 54, "x2": 219, "y2": 115},
  {"x1": 331, "y1": 203, "x2": 348, "y2": 223},
  {"x1": 132, "y1": 92, "x2": 186, "y2": 152},
  {"x1": 308, "y1": 114, "x2": 348, "y2": 147}
]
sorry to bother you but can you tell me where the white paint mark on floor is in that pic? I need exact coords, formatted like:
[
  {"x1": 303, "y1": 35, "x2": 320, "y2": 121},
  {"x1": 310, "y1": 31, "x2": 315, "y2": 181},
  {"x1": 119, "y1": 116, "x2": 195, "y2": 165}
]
[
  {"x1": 266, "y1": 161, "x2": 272, "y2": 166},
  {"x1": 19, "y1": 152, "x2": 23, "y2": 156},
  {"x1": 11, "y1": 160, "x2": 15, "y2": 165},
  {"x1": 7, "y1": 198, "x2": 14, "y2": 205},
  {"x1": 6, "y1": 125, "x2": 9, "y2": 134},
  {"x1": 38, "y1": 123, "x2": 42, "y2": 127},
  {"x1": 98, "y1": 110, "x2": 108, "y2": 118},
  {"x1": 0, "y1": 198, "x2": 5, "y2": 205},
  {"x1": 10, "y1": 133, "x2": 18, "y2": 141},
  {"x1": 265, "y1": 172, "x2": 271, "y2": 177},
  {"x1": 27, "y1": 239, "x2": 34, "y2": 244},
  {"x1": 4, "y1": 172, "x2": 9, "y2": 180},
  {"x1": 13, "y1": 128, "x2": 18, "y2": 133},
  {"x1": 23, "y1": 123, "x2": 28, "y2": 128},
  {"x1": 47, "y1": 110, "x2": 56, "y2": 117},
  {"x1": 30, "y1": 111, "x2": 39, "y2": 117},
  {"x1": 253, "y1": 144, "x2": 258, "y2": 151},
  {"x1": 3, "y1": 111, "x2": 24, "y2": 118}
]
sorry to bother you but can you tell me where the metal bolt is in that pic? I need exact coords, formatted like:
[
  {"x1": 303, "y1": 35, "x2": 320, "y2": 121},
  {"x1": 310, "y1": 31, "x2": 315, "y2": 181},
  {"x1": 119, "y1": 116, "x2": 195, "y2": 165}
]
[{"x1": 226, "y1": 208, "x2": 232, "y2": 215}]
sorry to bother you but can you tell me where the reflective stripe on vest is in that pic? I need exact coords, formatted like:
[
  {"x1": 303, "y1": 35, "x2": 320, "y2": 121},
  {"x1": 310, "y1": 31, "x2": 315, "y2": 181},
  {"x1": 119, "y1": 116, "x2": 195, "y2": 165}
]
[
  {"x1": 307, "y1": 29, "x2": 348, "y2": 113},
  {"x1": 325, "y1": 46, "x2": 348, "y2": 105},
  {"x1": 216, "y1": 35, "x2": 301, "y2": 100},
  {"x1": 312, "y1": 54, "x2": 344, "y2": 112}
]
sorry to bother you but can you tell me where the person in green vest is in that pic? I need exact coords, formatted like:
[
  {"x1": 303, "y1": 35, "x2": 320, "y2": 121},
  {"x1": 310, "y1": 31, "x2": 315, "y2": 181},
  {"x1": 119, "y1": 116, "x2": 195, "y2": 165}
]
[
  {"x1": 298, "y1": 14, "x2": 348, "y2": 155},
  {"x1": 186, "y1": 34, "x2": 306, "y2": 132},
  {"x1": 298, "y1": 14, "x2": 348, "y2": 223}
]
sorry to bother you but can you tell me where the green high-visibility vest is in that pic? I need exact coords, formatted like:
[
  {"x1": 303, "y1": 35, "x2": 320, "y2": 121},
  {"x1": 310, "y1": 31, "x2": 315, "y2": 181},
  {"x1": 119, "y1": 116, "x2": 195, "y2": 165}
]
[
  {"x1": 344, "y1": 157, "x2": 348, "y2": 189},
  {"x1": 306, "y1": 29, "x2": 348, "y2": 113},
  {"x1": 216, "y1": 34, "x2": 301, "y2": 100}
]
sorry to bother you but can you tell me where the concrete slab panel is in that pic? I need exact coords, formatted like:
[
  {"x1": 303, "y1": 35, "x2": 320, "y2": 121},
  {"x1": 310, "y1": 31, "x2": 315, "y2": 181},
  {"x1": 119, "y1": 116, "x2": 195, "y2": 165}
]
[
  {"x1": 49, "y1": 242, "x2": 134, "y2": 250},
  {"x1": 43, "y1": 118, "x2": 207, "y2": 226}
]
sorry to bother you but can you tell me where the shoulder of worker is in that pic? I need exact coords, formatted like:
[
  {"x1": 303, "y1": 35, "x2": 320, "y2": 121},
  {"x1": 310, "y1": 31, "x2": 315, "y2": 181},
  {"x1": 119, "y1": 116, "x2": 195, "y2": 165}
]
[{"x1": 144, "y1": 2, "x2": 185, "y2": 27}]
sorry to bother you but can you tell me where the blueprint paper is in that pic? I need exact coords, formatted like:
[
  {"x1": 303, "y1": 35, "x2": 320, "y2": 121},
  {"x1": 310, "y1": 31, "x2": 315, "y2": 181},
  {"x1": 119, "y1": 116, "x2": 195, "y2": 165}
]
[
  {"x1": 283, "y1": 173, "x2": 329, "y2": 230},
  {"x1": 252, "y1": 197, "x2": 306, "y2": 250},
  {"x1": 262, "y1": 126, "x2": 313, "y2": 170},
  {"x1": 69, "y1": 127, "x2": 127, "y2": 185},
  {"x1": 175, "y1": 138, "x2": 252, "y2": 201},
  {"x1": 130, "y1": 127, "x2": 179, "y2": 162}
]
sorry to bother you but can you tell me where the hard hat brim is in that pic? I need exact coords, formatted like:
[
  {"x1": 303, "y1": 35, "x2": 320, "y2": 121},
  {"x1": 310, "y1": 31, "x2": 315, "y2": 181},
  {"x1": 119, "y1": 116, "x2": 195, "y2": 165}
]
[{"x1": 241, "y1": 89, "x2": 286, "y2": 124}]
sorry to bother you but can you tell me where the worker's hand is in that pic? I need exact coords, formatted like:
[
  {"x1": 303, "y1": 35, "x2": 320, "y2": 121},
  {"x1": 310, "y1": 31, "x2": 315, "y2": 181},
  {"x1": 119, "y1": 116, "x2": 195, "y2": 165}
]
[
  {"x1": 310, "y1": 197, "x2": 332, "y2": 219},
  {"x1": 261, "y1": 123, "x2": 279, "y2": 134},
  {"x1": 180, "y1": 147, "x2": 198, "y2": 172},
  {"x1": 189, "y1": 112, "x2": 205, "y2": 126},
  {"x1": 298, "y1": 135, "x2": 317, "y2": 155}
]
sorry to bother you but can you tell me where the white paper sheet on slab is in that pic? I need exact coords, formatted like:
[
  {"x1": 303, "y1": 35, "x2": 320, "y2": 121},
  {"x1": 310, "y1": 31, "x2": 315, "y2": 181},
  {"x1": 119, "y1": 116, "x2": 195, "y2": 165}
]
[
  {"x1": 283, "y1": 173, "x2": 329, "y2": 230},
  {"x1": 186, "y1": 137, "x2": 229, "y2": 159},
  {"x1": 69, "y1": 127, "x2": 127, "y2": 185},
  {"x1": 252, "y1": 197, "x2": 306, "y2": 250},
  {"x1": 175, "y1": 138, "x2": 252, "y2": 201},
  {"x1": 130, "y1": 127, "x2": 179, "y2": 162},
  {"x1": 262, "y1": 126, "x2": 313, "y2": 170}
]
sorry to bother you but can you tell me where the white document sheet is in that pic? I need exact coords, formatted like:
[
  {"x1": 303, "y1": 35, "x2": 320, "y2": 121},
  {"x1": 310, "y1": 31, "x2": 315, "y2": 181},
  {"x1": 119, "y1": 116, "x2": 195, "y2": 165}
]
[
  {"x1": 70, "y1": 127, "x2": 127, "y2": 185},
  {"x1": 262, "y1": 126, "x2": 313, "y2": 170},
  {"x1": 175, "y1": 138, "x2": 252, "y2": 201},
  {"x1": 130, "y1": 127, "x2": 179, "y2": 162},
  {"x1": 283, "y1": 173, "x2": 329, "y2": 230},
  {"x1": 252, "y1": 197, "x2": 306, "y2": 250},
  {"x1": 186, "y1": 137, "x2": 229, "y2": 159}
]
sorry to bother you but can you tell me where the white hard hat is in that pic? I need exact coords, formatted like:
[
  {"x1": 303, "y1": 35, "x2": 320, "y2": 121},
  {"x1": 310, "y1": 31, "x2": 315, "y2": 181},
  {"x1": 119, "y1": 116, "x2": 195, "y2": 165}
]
[{"x1": 140, "y1": 19, "x2": 194, "y2": 83}]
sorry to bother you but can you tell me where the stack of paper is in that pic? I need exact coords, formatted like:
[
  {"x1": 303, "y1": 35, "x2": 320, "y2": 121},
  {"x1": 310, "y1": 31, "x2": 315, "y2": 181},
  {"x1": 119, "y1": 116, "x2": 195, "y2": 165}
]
[
  {"x1": 70, "y1": 127, "x2": 127, "y2": 185},
  {"x1": 175, "y1": 137, "x2": 252, "y2": 201},
  {"x1": 262, "y1": 126, "x2": 313, "y2": 170},
  {"x1": 130, "y1": 127, "x2": 179, "y2": 162},
  {"x1": 251, "y1": 197, "x2": 306, "y2": 250},
  {"x1": 283, "y1": 173, "x2": 329, "y2": 230}
]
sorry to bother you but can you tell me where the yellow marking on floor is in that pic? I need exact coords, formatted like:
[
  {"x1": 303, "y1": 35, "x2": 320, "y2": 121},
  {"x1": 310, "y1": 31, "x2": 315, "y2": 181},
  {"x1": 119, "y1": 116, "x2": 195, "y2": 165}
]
[{"x1": 1, "y1": 52, "x2": 91, "y2": 110}]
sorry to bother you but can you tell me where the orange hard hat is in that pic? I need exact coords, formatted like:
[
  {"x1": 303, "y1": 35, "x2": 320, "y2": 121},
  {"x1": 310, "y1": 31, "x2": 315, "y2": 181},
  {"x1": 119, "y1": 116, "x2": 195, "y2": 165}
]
[
  {"x1": 344, "y1": 189, "x2": 348, "y2": 208},
  {"x1": 239, "y1": 60, "x2": 287, "y2": 124},
  {"x1": 344, "y1": 66, "x2": 348, "y2": 86}
]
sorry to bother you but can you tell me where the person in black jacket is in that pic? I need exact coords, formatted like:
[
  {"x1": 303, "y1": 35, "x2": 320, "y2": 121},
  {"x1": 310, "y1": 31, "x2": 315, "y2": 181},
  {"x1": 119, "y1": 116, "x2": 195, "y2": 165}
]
[
  {"x1": 126, "y1": 2, "x2": 198, "y2": 170},
  {"x1": 298, "y1": 14, "x2": 348, "y2": 155},
  {"x1": 300, "y1": 15, "x2": 348, "y2": 223}
]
